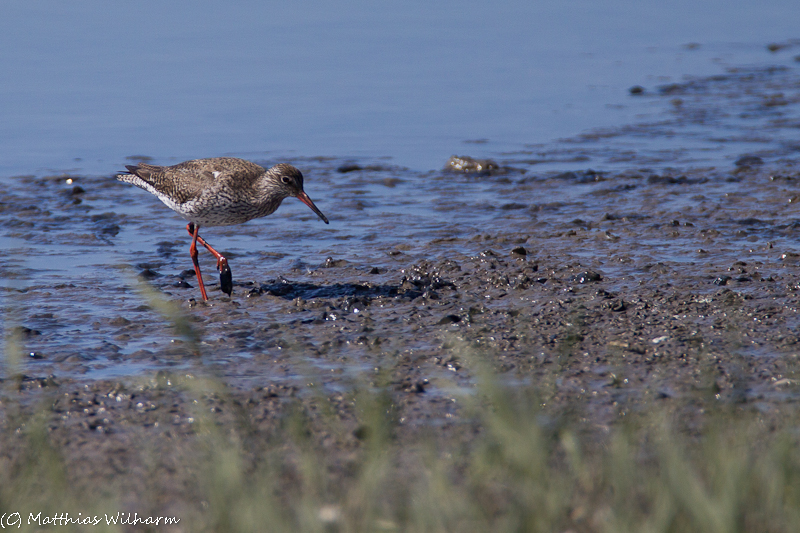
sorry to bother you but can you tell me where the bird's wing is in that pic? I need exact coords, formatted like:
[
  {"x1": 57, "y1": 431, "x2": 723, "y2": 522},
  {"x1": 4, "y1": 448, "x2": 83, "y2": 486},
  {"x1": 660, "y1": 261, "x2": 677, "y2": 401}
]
[
  {"x1": 117, "y1": 158, "x2": 264, "y2": 205},
  {"x1": 198, "y1": 158, "x2": 268, "y2": 202},
  {"x1": 205, "y1": 158, "x2": 266, "y2": 187},
  {"x1": 116, "y1": 163, "x2": 203, "y2": 204}
]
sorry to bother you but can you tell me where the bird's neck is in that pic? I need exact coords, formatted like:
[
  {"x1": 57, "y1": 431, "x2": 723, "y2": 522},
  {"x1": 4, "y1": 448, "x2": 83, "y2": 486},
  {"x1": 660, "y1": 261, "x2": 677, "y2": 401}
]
[{"x1": 255, "y1": 175, "x2": 289, "y2": 214}]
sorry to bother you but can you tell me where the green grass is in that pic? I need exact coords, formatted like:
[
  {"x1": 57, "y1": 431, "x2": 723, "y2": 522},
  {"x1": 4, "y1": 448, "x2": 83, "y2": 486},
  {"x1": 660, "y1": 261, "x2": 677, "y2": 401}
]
[
  {"x1": 4, "y1": 365, "x2": 800, "y2": 532},
  {"x1": 3, "y1": 286, "x2": 800, "y2": 532}
]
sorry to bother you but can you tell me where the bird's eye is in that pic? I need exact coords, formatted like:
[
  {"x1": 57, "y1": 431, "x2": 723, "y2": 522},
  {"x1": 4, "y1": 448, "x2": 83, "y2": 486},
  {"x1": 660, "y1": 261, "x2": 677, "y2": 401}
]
[{"x1": 281, "y1": 176, "x2": 292, "y2": 185}]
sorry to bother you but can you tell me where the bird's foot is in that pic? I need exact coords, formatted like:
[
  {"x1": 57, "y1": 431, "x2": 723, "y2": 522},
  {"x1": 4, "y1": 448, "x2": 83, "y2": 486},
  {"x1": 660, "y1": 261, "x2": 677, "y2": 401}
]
[{"x1": 218, "y1": 257, "x2": 233, "y2": 296}]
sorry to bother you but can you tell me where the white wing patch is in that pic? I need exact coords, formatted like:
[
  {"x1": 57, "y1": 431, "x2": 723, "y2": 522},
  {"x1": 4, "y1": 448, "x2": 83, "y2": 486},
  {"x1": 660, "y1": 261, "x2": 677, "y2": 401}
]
[{"x1": 213, "y1": 171, "x2": 221, "y2": 178}]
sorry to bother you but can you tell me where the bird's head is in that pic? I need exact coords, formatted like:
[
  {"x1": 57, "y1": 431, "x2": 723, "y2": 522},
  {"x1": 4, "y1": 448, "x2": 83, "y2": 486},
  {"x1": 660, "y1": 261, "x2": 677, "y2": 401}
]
[{"x1": 267, "y1": 163, "x2": 329, "y2": 224}]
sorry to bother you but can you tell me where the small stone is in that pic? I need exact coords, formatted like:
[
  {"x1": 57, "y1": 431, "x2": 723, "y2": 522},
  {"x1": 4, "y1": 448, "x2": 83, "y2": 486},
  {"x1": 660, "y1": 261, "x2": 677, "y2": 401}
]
[
  {"x1": 609, "y1": 299, "x2": 626, "y2": 312},
  {"x1": 337, "y1": 164, "x2": 363, "y2": 173},
  {"x1": 138, "y1": 269, "x2": 161, "y2": 280},
  {"x1": 445, "y1": 155, "x2": 500, "y2": 174},
  {"x1": 734, "y1": 155, "x2": 763, "y2": 167},
  {"x1": 12, "y1": 326, "x2": 41, "y2": 338},
  {"x1": 109, "y1": 317, "x2": 130, "y2": 327},
  {"x1": 574, "y1": 271, "x2": 602, "y2": 283}
]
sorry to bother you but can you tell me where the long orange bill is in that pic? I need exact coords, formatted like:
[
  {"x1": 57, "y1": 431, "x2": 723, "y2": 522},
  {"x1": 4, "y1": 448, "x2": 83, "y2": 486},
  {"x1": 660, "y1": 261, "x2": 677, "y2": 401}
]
[{"x1": 296, "y1": 191, "x2": 329, "y2": 224}]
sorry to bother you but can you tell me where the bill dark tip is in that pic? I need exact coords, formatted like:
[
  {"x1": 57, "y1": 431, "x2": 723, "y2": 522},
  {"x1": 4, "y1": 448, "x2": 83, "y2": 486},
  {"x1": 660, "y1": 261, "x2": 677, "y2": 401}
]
[{"x1": 297, "y1": 192, "x2": 329, "y2": 224}]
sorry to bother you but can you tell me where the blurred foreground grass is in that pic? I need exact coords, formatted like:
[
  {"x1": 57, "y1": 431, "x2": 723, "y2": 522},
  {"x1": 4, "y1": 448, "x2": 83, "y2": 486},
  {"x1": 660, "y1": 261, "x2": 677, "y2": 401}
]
[
  {"x1": 3, "y1": 286, "x2": 800, "y2": 532},
  {"x1": 3, "y1": 367, "x2": 800, "y2": 532}
]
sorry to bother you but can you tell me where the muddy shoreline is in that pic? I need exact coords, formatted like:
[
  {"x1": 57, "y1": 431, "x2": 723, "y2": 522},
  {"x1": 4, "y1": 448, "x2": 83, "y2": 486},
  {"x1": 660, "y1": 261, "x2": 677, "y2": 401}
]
[
  {"x1": 3, "y1": 63, "x2": 800, "y2": 521},
  {"x1": 5, "y1": 159, "x2": 800, "y2": 510}
]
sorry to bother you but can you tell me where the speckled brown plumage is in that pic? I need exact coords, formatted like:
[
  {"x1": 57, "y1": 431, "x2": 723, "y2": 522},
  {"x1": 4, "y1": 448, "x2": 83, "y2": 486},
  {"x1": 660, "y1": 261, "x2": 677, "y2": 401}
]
[
  {"x1": 117, "y1": 157, "x2": 327, "y2": 227},
  {"x1": 116, "y1": 157, "x2": 328, "y2": 300}
]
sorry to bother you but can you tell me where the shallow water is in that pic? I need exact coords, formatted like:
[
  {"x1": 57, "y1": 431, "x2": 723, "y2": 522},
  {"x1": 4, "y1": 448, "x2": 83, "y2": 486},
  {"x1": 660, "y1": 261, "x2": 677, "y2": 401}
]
[{"x1": 2, "y1": 1, "x2": 800, "y2": 174}]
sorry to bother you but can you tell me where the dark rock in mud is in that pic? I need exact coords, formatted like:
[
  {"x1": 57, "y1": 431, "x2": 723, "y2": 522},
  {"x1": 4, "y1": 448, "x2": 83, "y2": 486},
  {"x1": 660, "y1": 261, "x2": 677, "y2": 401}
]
[
  {"x1": 336, "y1": 163, "x2": 396, "y2": 173},
  {"x1": 767, "y1": 42, "x2": 789, "y2": 52},
  {"x1": 646, "y1": 174, "x2": 699, "y2": 185},
  {"x1": 735, "y1": 155, "x2": 764, "y2": 167},
  {"x1": 11, "y1": 326, "x2": 42, "y2": 338},
  {"x1": 658, "y1": 83, "x2": 684, "y2": 95},
  {"x1": 572, "y1": 271, "x2": 602, "y2": 283},
  {"x1": 444, "y1": 155, "x2": 525, "y2": 176},
  {"x1": 324, "y1": 257, "x2": 349, "y2": 268},
  {"x1": 138, "y1": 268, "x2": 161, "y2": 280},
  {"x1": 125, "y1": 154, "x2": 154, "y2": 162},
  {"x1": 552, "y1": 169, "x2": 605, "y2": 183},
  {"x1": 608, "y1": 299, "x2": 626, "y2": 312},
  {"x1": 445, "y1": 155, "x2": 499, "y2": 174}
]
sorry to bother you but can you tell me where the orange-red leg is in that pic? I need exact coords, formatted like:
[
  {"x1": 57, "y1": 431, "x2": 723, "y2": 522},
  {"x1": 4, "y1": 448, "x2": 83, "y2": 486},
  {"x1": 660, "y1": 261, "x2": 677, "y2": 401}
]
[
  {"x1": 186, "y1": 223, "x2": 233, "y2": 297},
  {"x1": 188, "y1": 223, "x2": 209, "y2": 301}
]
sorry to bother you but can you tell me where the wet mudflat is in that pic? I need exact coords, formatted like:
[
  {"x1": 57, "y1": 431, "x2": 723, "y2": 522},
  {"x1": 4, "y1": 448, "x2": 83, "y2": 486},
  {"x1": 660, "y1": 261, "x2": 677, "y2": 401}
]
[{"x1": 3, "y1": 63, "x2": 800, "y2": 524}]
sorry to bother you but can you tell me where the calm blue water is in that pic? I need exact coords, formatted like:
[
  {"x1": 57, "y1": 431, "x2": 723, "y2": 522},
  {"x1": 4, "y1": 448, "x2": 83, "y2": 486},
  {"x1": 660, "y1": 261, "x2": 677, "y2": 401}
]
[{"x1": 1, "y1": 0, "x2": 799, "y2": 176}]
